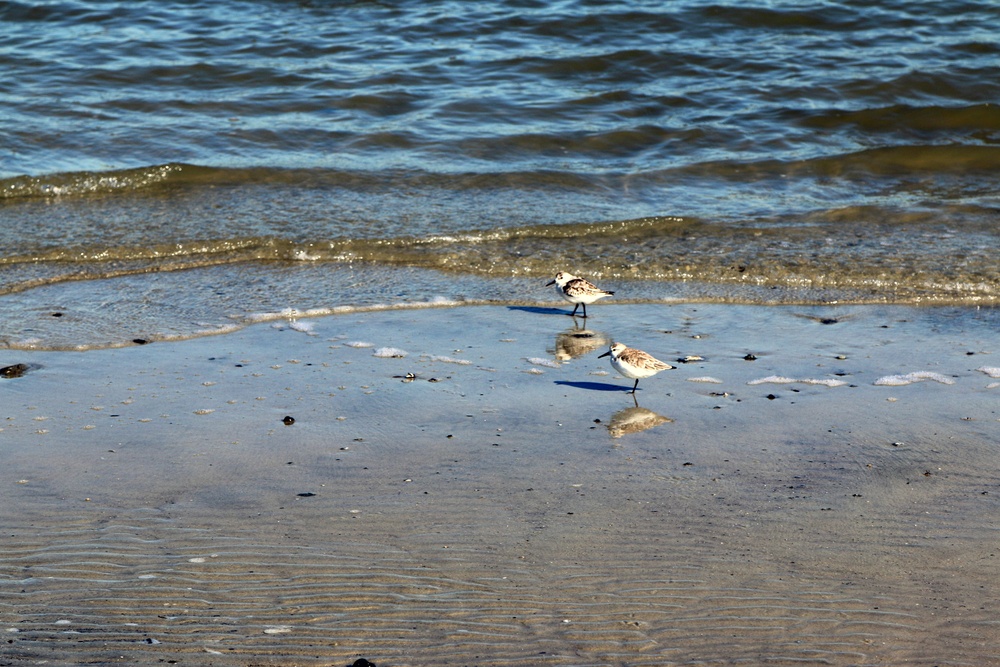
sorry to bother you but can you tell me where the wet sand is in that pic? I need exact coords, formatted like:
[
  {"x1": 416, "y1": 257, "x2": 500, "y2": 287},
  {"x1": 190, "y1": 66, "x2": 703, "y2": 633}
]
[{"x1": 2, "y1": 303, "x2": 999, "y2": 666}]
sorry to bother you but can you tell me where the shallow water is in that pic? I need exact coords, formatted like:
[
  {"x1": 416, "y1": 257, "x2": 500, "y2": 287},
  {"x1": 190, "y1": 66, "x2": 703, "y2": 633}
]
[
  {"x1": 2, "y1": 0, "x2": 1000, "y2": 348},
  {"x1": 2, "y1": 304, "x2": 1000, "y2": 665}
]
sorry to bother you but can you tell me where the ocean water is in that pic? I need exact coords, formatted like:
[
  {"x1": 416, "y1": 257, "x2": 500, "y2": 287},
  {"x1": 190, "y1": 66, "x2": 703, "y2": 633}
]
[{"x1": 2, "y1": 0, "x2": 999, "y2": 349}]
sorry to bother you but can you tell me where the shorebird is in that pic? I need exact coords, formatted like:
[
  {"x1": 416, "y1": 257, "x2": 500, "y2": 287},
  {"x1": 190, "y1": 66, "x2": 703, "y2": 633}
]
[
  {"x1": 599, "y1": 341, "x2": 674, "y2": 393},
  {"x1": 546, "y1": 271, "x2": 614, "y2": 318}
]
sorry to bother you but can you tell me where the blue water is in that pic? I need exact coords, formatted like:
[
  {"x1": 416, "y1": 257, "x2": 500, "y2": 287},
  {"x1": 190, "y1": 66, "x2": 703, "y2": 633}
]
[{"x1": 2, "y1": 0, "x2": 999, "y2": 348}]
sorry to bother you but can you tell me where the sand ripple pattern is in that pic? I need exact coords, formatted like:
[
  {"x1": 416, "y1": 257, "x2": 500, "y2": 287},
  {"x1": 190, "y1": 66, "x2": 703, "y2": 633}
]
[
  {"x1": 3, "y1": 492, "x2": 995, "y2": 666},
  {"x1": 4, "y1": 304, "x2": 1000, "y2": 664}
]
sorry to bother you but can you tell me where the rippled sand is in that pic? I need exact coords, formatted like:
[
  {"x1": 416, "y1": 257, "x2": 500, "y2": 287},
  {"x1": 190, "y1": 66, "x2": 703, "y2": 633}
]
[{"x1": 2, "y1": 304, "x2": 999, "y2": 665}]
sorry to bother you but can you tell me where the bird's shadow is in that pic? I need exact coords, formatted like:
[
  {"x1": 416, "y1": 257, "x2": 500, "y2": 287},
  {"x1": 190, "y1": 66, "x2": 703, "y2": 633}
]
[
  {"x1": 507, "y1": 305, "x2": 572, "y2": 316},
  {"x1": 554, "y1": 380, "x2": 634, "y2": 393}
]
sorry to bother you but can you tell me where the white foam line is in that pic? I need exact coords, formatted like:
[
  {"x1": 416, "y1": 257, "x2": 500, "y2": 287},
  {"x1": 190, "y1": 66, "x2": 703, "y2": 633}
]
[
  {"x1": 288, "y1": 320, "x2": 316, "y2": 335},
  {"x1": 373, "y1": 347, "x2": 408, "y2": 358},
  {"x1": 422, "y1": 355, "x2": 472, "y2": 365},
  {"x1": 527, "y1": 357, "x2": 560, "y2": 369},
  {"x1": 243, "y1": 298, "x2": 490, "y2": 324},
  {"x1": 747, "y1": 375, "x2": 847, "y2": 387},
  {"x1": 874, "y1": 371, "x2": 955, "y2": 386}
]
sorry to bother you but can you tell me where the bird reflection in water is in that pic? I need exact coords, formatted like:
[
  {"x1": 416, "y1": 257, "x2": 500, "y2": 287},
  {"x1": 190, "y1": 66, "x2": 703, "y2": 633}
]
[
  {"x1": 606, "y1": 404, "x2": 673, "y2": 439},
  {"x1": 550, "y1": 322, "x2": 609, "y2": 361}
]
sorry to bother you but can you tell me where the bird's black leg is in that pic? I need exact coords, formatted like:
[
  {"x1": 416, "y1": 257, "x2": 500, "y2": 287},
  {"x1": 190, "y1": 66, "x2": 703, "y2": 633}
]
[
  {"x1": 630, "y1": 379, "x2": 639, "y2": 394},
  {"x1": 570, "y1": 303, "x2": 580, "y2": 317},
  {"x1": 581, "y1": 303, "x2": 588, "y2": 318}
]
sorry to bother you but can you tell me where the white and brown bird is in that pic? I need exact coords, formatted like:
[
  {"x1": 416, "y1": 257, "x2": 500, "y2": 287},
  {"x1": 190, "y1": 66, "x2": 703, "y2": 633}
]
[
  {"x1": 599, "y1": 341, "x2": 674, "y2": 394},
  {"x1": 546, "y1": 271, "x2": 614, "y2": 318}
]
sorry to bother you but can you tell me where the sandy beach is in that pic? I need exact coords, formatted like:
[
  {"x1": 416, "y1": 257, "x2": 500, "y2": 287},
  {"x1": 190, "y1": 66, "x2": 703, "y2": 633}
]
[{"x1": 2, "y1": 303, "x2": 999, "y2": 666}]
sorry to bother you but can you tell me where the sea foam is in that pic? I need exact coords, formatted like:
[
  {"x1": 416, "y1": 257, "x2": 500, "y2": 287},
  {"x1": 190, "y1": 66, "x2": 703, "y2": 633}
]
[
  {"x1": 373, "y1": 347, "x2": 408, "y2": 358},
  {"x1": 423, "y1": 355, "x2": 472, "y2": 365},
  {"x1": 527, "y1": 357, "x2": 560, "y2": 369},
  {"x1": 747, "y1": 376, "x2": 847, "y2": 387},
  {"x1": 874, "y1": 371, "x2": 955, "y2": 386}
]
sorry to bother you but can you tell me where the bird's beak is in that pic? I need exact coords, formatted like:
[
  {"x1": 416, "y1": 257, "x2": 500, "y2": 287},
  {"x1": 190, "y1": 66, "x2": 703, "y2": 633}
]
[
  {"x1": 545, "y1": 280, "x2": 555, "y2": 286},
  {"x1": 598, "y1": 351, "x2": 610, "y2": 358}
]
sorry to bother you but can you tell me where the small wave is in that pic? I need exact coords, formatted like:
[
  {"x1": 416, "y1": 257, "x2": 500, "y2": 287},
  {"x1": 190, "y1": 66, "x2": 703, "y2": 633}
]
[
  {"x1": 244, "y1": 307, "x2": 338, "y2": 324},
  {"x1": 0, "y1": 163, "x2": 605, "y2": 201},
  {"x1": 664, "y1": 144, "x2": 1000, "y2": 183},
  {"x1": 809, "y1": 144, "x2": 1000, "y2": 177},
  {"x1": 802, "y1": 103, "x2": 1000, "y2": 135},
  {"x1": 0, "y1": 163, "x2": 201, "y2": 199}
]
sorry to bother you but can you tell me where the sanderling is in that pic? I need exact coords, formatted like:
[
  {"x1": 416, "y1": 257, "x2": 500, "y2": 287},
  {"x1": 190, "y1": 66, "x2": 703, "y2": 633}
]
[
  {"x1": 546, "y1": 271, "x2": 614, "y2": 318},
  {"x1": 599, "y1": 341, "x2": 674, "y2": 393}
]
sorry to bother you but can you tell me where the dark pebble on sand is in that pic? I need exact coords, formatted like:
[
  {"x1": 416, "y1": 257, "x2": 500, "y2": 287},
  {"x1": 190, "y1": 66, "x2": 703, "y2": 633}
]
[
  {"x1": 743, "y1": 353, "x2": 757, "y2": 361},
  {"x1": 1, "y1": 363, "x2": 31, "y2": 379},
  {"x1": 282, "y1": 415, "x2": 295, "y2": 425},
  {"x1": 349, "y1": 660, "x2": 376, "y2": 667},
  {"x1": 297, "y1": 492, "x2": 316, "y2": 497},
  {"x1": 132, "y1": 338, "x2": 149, "y2": 345},
  {"x1": 767, "y1": 394, "x2": 777, "y2": 400}
]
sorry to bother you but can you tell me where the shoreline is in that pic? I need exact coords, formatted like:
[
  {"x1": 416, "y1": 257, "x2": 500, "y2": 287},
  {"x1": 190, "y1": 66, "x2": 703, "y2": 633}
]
[
  {"x1": 5, "y1": 260, "x2": 1000, "y2": 353},
  {"x1": 2, "y1": 303, "x2": 999, "y2": 665}
]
